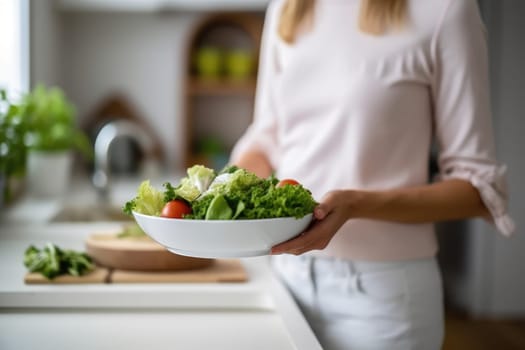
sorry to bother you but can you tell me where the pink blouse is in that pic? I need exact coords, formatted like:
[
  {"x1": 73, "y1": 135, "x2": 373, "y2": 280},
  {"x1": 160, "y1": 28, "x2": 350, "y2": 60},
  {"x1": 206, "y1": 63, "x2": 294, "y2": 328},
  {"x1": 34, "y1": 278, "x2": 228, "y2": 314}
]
[{"x1": 231, "y1": 0, "x2": 515, "y2": 260}]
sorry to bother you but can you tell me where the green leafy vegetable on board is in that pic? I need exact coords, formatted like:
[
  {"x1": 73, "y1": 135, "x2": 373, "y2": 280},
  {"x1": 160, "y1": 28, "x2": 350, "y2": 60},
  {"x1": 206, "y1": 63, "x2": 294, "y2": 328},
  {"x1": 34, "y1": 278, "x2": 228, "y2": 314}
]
[{"x1": 24, "y1": 243, "x2": 94, "y2": 279}]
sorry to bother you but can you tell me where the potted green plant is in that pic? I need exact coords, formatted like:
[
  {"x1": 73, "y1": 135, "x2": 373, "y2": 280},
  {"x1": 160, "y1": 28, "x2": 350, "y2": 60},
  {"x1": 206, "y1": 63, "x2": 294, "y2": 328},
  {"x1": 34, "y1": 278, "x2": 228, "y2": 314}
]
[
  {"x1": 0, "y1": 89, "x2": 28, "y2": 206},
  {"x1": 20, "y1": 84, "x2": 91, "y2": 197}
]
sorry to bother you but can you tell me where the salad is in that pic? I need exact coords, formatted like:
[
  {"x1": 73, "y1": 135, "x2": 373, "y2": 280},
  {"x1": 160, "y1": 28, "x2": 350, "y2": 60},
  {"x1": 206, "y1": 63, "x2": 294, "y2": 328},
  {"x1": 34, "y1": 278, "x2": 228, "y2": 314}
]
[{"x1": 123, "y1": 165, "x2": 317, "y2": 220}]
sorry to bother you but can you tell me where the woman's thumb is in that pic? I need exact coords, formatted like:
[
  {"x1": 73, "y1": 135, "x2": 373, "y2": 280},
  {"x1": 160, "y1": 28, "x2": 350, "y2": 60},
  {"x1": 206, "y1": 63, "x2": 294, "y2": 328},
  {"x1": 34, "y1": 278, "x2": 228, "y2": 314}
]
[{"x1": 314, "y1": 192, "x2": 338, "y2": 220}]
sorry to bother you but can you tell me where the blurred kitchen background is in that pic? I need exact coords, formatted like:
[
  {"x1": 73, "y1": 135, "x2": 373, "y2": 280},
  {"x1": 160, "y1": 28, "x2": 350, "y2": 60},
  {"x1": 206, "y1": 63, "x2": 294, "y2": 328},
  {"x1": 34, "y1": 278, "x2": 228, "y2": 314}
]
[{"x1": 1, "y1": 0, "x2": 524, "y2": 347}]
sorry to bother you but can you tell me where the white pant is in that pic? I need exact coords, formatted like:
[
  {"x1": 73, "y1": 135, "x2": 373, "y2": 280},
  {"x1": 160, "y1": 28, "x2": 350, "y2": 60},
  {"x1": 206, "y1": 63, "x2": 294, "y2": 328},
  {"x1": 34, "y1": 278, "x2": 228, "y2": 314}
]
[{"x1": 272, "y1": 255, "x2": 444, "y2": 350}]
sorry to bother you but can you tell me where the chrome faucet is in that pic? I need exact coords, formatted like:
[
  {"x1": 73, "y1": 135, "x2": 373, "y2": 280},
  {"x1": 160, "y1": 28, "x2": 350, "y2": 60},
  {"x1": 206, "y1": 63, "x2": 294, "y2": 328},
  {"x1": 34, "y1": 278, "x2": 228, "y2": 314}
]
[{"x1": 92, "y1": 120, "x2": 154, "y2": 198}]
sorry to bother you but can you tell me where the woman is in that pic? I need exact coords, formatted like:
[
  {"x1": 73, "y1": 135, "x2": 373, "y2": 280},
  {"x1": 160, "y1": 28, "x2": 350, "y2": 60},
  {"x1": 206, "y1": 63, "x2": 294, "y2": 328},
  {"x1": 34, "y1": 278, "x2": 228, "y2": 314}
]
[{"x1": 231, "y1": 0, "x2": 515, "y2": 349}]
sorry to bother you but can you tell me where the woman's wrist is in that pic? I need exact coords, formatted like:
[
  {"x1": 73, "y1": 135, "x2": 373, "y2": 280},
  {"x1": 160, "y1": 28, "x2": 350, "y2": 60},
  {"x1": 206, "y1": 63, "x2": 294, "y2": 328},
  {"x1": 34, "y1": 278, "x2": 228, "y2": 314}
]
[
  {"x1": 337, "y1": 188, "x2": 398, "y2": 222},
  {"x1": 343, "y1": 189, "x2": 377, "y2": 220},
  {"x1": 315, "y1": 189, "x2": 371, "y2": 222}
]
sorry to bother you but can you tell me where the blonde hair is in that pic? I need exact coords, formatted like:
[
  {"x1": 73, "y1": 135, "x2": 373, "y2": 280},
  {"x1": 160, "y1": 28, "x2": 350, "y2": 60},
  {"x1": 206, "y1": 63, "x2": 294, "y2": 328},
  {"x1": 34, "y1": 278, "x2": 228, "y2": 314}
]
[{"x1": 278, "y1": 0, "x2": 407, "y2": 43}]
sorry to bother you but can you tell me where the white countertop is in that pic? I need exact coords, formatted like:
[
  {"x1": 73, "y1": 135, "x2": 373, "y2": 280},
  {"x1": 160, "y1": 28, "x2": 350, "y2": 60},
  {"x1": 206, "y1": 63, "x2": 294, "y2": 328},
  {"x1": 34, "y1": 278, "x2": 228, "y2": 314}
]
[{"x1": 0, "y1": 176, "x2": 322, "y2": 350}]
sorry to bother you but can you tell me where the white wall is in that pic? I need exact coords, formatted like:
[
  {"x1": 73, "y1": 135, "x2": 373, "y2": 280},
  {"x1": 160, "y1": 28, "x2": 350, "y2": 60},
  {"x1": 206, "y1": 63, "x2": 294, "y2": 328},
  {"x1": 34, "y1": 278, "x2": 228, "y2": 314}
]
[
  {"x1": 483, "y1": 0, "x2": 525, "y2": 316},
  {"x1": 30, "y1": 0, "x2": 61, "y2": 87},
  {"x1": 60, "y1": 11, "x2": 199, "y2": 171},
  {"x1": 29, "y1": 1, "x2": 266, "y2": 171},
  {"x1": 443, "y1": 0, "x2": 525, "y2": 318}
]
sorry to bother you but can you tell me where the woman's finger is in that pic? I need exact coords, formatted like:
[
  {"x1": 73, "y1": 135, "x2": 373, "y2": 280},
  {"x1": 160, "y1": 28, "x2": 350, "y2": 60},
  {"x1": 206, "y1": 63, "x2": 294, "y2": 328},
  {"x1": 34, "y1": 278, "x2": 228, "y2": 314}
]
[
  {"x1": 314, "y1": 191, "x2": 340, "y2": 220},
  {"x1": 271, "y1": 219, "x2": 332, "y2": 254},
  {"x1": 270, "y1": 231, "x2": 310, "y2": 254}
]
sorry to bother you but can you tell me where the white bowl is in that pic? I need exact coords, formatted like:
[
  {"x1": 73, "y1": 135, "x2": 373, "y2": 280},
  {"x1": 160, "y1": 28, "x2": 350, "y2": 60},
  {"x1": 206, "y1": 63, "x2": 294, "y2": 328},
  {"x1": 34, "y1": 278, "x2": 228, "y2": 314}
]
[{"x1": 132, "y1": 212, "x2": 313, "y2": 258}]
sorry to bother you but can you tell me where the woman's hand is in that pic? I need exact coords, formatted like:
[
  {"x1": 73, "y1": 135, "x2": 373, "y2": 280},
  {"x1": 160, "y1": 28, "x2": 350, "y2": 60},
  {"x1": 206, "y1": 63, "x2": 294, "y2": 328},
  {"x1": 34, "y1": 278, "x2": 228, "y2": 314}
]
[
  {"x1": 270, "y1": 179, "x2": 490, "y2": 255},
  {"x1": 271, "y1": 190, "x2": 355, "y2": 255}
]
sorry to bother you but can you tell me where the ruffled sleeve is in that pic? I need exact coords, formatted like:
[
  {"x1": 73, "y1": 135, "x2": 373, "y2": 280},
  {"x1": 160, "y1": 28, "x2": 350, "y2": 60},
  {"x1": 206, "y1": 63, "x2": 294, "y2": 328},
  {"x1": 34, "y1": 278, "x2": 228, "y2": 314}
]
[
  {"x1": 439, "y1": 161, "x2": 515, "y2": 236},
  {"x1": 230, "y1": 1, "x2": 282, "y2": 169},
  {"x1": 431, "y1": 0, "x2": 515, "y2": 236}
]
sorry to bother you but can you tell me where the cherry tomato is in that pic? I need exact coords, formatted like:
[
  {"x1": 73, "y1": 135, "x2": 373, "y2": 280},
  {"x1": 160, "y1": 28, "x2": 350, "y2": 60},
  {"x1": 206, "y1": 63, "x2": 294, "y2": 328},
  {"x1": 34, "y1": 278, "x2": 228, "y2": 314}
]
[
  {"x1": 161, "y1": 200, "x2": 192, "y2": 219},
  {"x1": 276, "y1": 179, "x2": 300, "y2": 188}
]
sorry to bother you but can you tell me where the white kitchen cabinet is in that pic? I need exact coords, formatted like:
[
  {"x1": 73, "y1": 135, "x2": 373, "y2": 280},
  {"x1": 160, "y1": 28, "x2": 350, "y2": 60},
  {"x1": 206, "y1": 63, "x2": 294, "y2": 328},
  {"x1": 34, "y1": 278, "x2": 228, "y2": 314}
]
[{"x1": 57, "y1": 0, "x2": 271, "y2": 12}]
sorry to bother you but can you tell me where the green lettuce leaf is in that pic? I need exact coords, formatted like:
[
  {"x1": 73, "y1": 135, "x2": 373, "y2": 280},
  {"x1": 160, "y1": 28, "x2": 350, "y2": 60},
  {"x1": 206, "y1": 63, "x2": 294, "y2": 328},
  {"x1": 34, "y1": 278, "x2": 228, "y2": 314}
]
[
  {"x1": 171, "y1": 165, "x2": 216, "y2": 202},
  {"x1": 205, "y1": 194, "x2": 233, "y2": 220},
  {"x1": 187, "y1": 169, "x2": 317, "y2": 220},
  {"x1": 123, "y1": 180, "x2": 165, "y2": 216},
  {"x1": 187, "y1": 164, "x2": 216, "y2": 192}
]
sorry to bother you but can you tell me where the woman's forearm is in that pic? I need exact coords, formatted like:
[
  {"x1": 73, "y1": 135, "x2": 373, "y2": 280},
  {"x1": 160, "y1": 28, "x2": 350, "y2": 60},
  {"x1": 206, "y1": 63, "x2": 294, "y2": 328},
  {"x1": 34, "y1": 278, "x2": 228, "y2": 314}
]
[
  {"x1": 233, "y1": 149, "x2": 273, "y2": 178},
  {"x1": 336, "y1": 179, "x2": 489, "y2": 223},
  {"x1": 272, "y1": 179, "x2": 489, "y2": 255}
]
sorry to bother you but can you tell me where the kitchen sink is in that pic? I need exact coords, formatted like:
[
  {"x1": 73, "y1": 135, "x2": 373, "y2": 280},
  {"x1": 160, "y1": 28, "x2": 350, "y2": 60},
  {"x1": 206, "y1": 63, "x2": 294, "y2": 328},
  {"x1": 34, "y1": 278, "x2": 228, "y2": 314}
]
[{"x1": 51, "y1": 204, "x2": 133, "y2": 222}]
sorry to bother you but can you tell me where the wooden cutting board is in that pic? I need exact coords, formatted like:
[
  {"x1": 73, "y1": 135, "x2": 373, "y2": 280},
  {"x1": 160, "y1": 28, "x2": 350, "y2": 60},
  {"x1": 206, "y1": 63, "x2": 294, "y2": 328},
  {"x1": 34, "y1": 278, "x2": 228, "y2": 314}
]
[
  {"x1": 24, "y1": 260, "x2": 247, "y2": 284},
  {"x1": 110, "y1": 259, "x2": 247, "y2": 283},
  {"x1": 25, "y1": 228, "x2": 247, "y2": 284},
  {"x1": 85, "y1": 232, "x2": 213, "y2": 271},
  {"x1": 25, "y1": 267, "x2": 110, "y2": 284}
]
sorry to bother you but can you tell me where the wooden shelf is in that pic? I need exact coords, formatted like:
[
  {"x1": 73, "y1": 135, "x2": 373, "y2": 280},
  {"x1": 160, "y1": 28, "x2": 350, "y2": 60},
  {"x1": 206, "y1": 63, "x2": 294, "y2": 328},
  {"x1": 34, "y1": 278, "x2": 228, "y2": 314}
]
[
  {"x1": 182, "y1": 12, "x2": 263, "y2": 169},
  {"x1": 188, "y1": 78, "x2": 256, "y2": 96}
]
